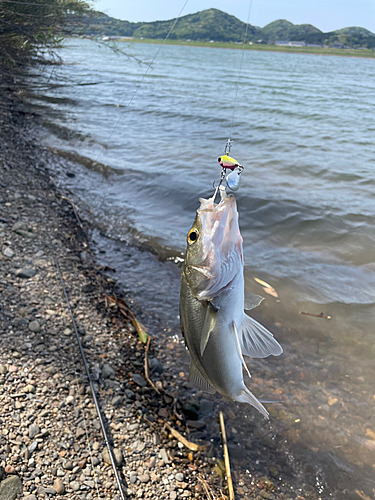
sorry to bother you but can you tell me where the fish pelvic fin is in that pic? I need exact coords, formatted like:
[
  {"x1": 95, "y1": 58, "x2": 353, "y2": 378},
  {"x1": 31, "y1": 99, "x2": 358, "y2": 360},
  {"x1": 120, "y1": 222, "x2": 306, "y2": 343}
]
[
  {"x1": 200, "y1": 301, "x2": 218, "y2": 356},
  {"x1": 244, "y1": 291, "x2": 264, "y2": 311},
  {"x1": 240, "y1": 315, "x2": 283, "y2": 359},
  {"x1": 237, "y1": 387, "x2": 269, "y2": 419},
  {"x1": 189, "y1": 359, "x2": 216, "y2": 394}
]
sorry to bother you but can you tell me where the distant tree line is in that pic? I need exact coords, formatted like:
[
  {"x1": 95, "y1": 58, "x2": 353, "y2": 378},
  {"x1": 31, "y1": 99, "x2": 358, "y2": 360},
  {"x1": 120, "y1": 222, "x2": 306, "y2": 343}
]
[{"x1": 0, "y1": 0, "x2": 91, "y2": 69}]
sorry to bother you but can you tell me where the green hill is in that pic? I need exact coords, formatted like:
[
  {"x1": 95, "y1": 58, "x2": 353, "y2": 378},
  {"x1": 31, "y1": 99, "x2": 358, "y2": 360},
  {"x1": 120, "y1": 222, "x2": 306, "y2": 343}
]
[
  {"x1": 261, "y1": 19, "x2": 322, "y2": 41},
  {"x1": 63, "y1": 8, "x2": 375, "y2": 49}
]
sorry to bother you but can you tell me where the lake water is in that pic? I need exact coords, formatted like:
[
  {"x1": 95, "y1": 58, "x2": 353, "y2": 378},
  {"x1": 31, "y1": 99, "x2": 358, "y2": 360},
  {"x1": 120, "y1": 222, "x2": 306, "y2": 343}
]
[{"x1": 23, "y1": 39, "x2": 375, "y2": 499}]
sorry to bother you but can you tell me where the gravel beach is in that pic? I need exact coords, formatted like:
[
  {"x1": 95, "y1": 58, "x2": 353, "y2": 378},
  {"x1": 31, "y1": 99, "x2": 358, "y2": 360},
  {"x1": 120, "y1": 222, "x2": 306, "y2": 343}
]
[{"x1": 0, "y1": 90, "x2": 225, "y2": 500}]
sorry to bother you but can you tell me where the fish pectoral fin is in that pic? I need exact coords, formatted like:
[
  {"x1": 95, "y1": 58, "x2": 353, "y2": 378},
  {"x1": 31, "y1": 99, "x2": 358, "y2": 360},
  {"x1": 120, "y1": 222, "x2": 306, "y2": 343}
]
[
  {"x1": 236, "y1": 388, "x2": 269, "y2": 419},
  {"x1": 200, "y1": 301, "x2": 218, "y2": 356},
  {"x1": 244, "y1": 291, "x2": 264, "y2": 311},
  {"x1": 189, "y1": 360, "x2": 216, "y2": 394},
  {"x1": 240, "y1": 315, "x2": 283, "y2": 359}
]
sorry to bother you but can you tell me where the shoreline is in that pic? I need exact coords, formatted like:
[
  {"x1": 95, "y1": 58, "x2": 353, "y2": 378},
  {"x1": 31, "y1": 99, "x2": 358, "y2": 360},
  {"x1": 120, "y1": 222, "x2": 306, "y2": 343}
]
[
  {"x1": 101, "y1": 37, "x2": 375, "y2": 59},
  {"x1": 0, "y1": 88, "x2": 225, "y2": 499}
]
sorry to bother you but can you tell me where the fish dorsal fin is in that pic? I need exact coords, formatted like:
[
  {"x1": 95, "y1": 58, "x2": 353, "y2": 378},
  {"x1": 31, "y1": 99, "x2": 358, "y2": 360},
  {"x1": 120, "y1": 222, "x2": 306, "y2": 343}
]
[
  {"x1": 189, "y1": 360, "x2": 216, "y2": 394},
  {"x1": 244, "y1": 292, "x2": 264, "y2": 311},
  {"x1": 200, "y1": 302, "x2": 218, "y2": 356},
  {"x1": 240, "y1": 315, "x2": 283, "y2": 359}
]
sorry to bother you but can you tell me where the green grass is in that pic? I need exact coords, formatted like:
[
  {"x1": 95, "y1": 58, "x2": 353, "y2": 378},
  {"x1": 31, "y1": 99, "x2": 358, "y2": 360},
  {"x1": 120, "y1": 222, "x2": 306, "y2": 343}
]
[{"x1": 117, "y1": 38, "x2": 375, "y2": 58}]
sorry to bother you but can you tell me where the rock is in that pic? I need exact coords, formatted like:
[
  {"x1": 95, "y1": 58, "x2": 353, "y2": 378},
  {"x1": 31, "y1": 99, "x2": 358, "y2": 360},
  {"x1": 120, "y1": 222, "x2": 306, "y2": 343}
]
[
  {"x1": 70, "y1": 481, "x2": 80, "y2": 491},
  {"x1": 132, "y1": 374, "x2": 147, "y2": 387},
  {"x1": 149, "y1": 357, "x2": 163, "y2": 374},
  {"x1": 4, "y1": 465, "x2": 15, "y2": 474},
  {"x1": 160, "y1": 448, "x2": 170, "y2": 464},
  {"x1": 138, "y1": 474, "x2": 150, "y2": 484},
  {"x1": 53, "y1": 479, "x2": 65, "y2": 494},
  {"x1": 28, "y1": 321, "x2": 41, "y2": 333},
  {"x1": 269, "y1": 466, "x2": 279, "y2": 478},
  {"x1": 125, "y1": 389, "x2": 135, "y2": 399},
  {"x1": 0, "y1": 475, "x2": 23, "y2": 500},
  {"x1": 175, "y1": 473, "x2": 184, "y2": 482},
  {"x1": 129, "y1": 473, "x2": 138, "y2": 484},
  {"x1": 28, "y1": 441, "x2": 38, "y2": 454},
  {"x1": 101, "y1": 448, "x2": 123, "y2": 466},
  {"x1": 158, "y1": 408, "x2": 169, "y2": 419},
  {"x1": 101, "y1": 364, "x2": 115, "y2": 379},
  {"x1": 186, "y1": 420, "x2": 205, "y2": 429},
  {"x1": 44, "y1": 487, "x2": 57, "y2": 495},
  {"x1": 65, "y1": 395, "x2": 74, "y2": 405},
  {"x1": 12, "y1": 221, "x2": 27, "y2": 232},
  {"x1": 0, "y1": 364, "x2": 7, "y2": 375},
  {"x1": 3, "y1": 247, "x2": 14, "y2": 258},
  {"x1": 15, "y1": 268, "x2": 36, "y2": 279},
  {"x1": 23, "y1": 384, "x2": 35, "y2": 394},
  {"x1": 63, "y1": 461, "x2": 74, "y2": 471},
  {"x1": 112, "y1": 396, "x2": 123, "y2": 407},
  {"x1": 28, "y1": 423, "x2": 40, "y2": 439}
]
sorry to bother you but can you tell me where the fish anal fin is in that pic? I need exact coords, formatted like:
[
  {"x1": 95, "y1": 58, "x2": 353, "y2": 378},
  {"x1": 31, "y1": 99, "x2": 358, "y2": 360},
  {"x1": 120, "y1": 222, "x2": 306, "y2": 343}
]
[
  {"x1": 189, "y1": 360, "x2": 216, "y2": 394},
  {"x1": 236, "y1": 387, "x2": 269, "y2": 419},
  {"x1": 232, "y1": 321, "x2": 252, "y2": 379},
  {"x1": 241, "y1": 315, "x2": 283, "y2": 359},
  {"x1": 200, "y1": 301, "x2": 217, "y2": 356},
  {"x1": 244, "y1": 291, "x2": 264, "y2": 311}
]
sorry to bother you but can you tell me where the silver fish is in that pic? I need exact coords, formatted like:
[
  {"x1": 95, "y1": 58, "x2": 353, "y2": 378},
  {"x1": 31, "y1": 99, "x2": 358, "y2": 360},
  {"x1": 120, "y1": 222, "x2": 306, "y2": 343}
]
[{"x1": 180, "y1": 187, "x2": 282, "y2": 418}]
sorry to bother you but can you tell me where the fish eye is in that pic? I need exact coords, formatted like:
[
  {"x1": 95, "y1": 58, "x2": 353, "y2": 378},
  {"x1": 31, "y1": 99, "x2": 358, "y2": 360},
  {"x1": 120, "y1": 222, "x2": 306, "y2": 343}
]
[{"x1": 187, "y1": 228, "x2": 199, "y2": 244}]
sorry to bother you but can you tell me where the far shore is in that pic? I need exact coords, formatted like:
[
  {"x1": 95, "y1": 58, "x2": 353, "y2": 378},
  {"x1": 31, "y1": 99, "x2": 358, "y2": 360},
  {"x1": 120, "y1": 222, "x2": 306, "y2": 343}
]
[{"x1": 107, "y1": 37, "x2": 375, "y2": 59}]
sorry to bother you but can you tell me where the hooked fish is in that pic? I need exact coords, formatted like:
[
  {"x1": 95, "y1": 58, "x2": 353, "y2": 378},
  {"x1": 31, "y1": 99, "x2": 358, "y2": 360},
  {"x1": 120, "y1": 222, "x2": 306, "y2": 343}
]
[
  {"x1": 217, "y1": 154, "x2": 242, "y2": 170},
  {"x1": 180, "y1": 187, "x2": 282, "y2": 418}
]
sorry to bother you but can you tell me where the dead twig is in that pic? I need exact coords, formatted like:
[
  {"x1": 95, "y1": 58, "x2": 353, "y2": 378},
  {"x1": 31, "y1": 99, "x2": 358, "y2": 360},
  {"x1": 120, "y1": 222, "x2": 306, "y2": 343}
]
[
  {"x1": 144, "y1": 335, "x2": 160, "y2": 394},
  {"x1": 299, "y1": 311, "x2": 331, "y2": 320},
  {"x1": 197, "y1": 474, "x2": 213, "y2": 500},
  {"x1": 219, "y1": 411, "x2": 235, "y2": 500},
  {"x1": 165, "y1": 423, "x2": 207, "y2": 452}
]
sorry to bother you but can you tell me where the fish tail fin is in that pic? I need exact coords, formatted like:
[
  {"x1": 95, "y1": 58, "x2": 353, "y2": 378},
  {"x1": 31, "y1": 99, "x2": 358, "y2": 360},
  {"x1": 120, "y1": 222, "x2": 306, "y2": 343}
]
[{"x1": 236, "y1": 387, "x2": 269, "y2": 420}]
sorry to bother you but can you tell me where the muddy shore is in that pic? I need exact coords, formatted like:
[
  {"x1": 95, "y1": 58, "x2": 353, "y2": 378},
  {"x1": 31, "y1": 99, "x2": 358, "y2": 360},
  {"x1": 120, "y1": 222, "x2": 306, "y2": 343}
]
[{"x1": 0, "y1": 85, "x2": 316, "y2": 500}]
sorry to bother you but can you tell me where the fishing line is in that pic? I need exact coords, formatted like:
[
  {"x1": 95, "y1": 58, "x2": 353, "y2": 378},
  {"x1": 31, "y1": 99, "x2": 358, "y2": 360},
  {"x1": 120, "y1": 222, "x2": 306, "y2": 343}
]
[
  {"x1": 95, "y1": 0, "x2": 189, "y2": 165},
  {"x1": 229, "y1": 0, "x2": 253, "y2": 139},
  {"x1": 46, "y1": 230, "x2": 127, "y2": 500}
]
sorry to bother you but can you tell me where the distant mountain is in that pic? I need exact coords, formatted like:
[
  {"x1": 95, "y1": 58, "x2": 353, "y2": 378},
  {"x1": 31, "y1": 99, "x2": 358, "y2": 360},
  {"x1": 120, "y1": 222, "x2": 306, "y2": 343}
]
[
  {"x1": 62, "y1": 8, "x2": 375, "y2": 49},
  {"x1": 261, "y1": 19, "x2": 322, "y2": 41}
]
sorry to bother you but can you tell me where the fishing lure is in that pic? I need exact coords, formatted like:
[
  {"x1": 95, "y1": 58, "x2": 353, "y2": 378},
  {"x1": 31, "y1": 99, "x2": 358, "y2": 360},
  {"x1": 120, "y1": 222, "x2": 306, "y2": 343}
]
[{"x1": 216, "y1": 140, "x2": 244, "y2": 192}]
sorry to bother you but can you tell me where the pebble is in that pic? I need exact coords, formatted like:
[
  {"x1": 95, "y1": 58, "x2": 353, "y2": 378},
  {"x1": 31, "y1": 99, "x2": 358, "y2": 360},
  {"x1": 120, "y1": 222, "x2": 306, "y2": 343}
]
[
  {"x1": 63, "y1": 461, "x2": 74, "y2": 471},
  {"x1": 28, "y1": 320, "x2": 41, "y2": 333},
  {"x1": 4, "y1": 465, "x2": 15, "y2": 474},
  {"x1": 129, "y1": 472, "x2": 138, "y2": 484},
  {"x1": 138, "y1": 473, "x2": 150, "y2": 483},
  {"x1": 3, "y1": 247, "x2": 14, "y2": 258},
  {"x1": 0, "y1": 475, "x2": 23, "y2": 500},
  {"x1": 0, "y1": 364, "x2": 7, "y2": 374},
  {"x1": 133, "y1": 374, "x2": 147, "y2": 387},
  {"x1": 112, "y1": 395, "x2": 123, "y2": 407},
  {"x1": 175, "y1": 472, "x2": 184, "y2": 482},
  {"x1": 65, "y1": 395, "x2": 74, "y2": 405},
  {"x1": 102, "y1": 448, "x2": 123, "y2": 466},
  {"x1": 28, "y1": 423, "x2": 40, "y2": 439},
  {"x1": 24, "y1": 496, "x2": 37, "y2": 500},
  {"x1": 15, "y1": 268, "x2": 37, "y2": 279},
  {"x1": 70, "y1": 481, "x2": 80, "y2": 491},
  {"x1": 23, "y1": 384, "x2": 36, "y2": 393},
  {"x1": 101, "y1": 363, "x2": 115, "y2": 379}
]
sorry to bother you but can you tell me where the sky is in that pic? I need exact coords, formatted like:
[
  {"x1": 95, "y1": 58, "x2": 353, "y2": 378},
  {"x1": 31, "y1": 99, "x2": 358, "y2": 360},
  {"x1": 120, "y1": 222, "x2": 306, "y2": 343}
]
[{"x1": 93, "y1": 0, "x2": 375, "y2": 34}]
